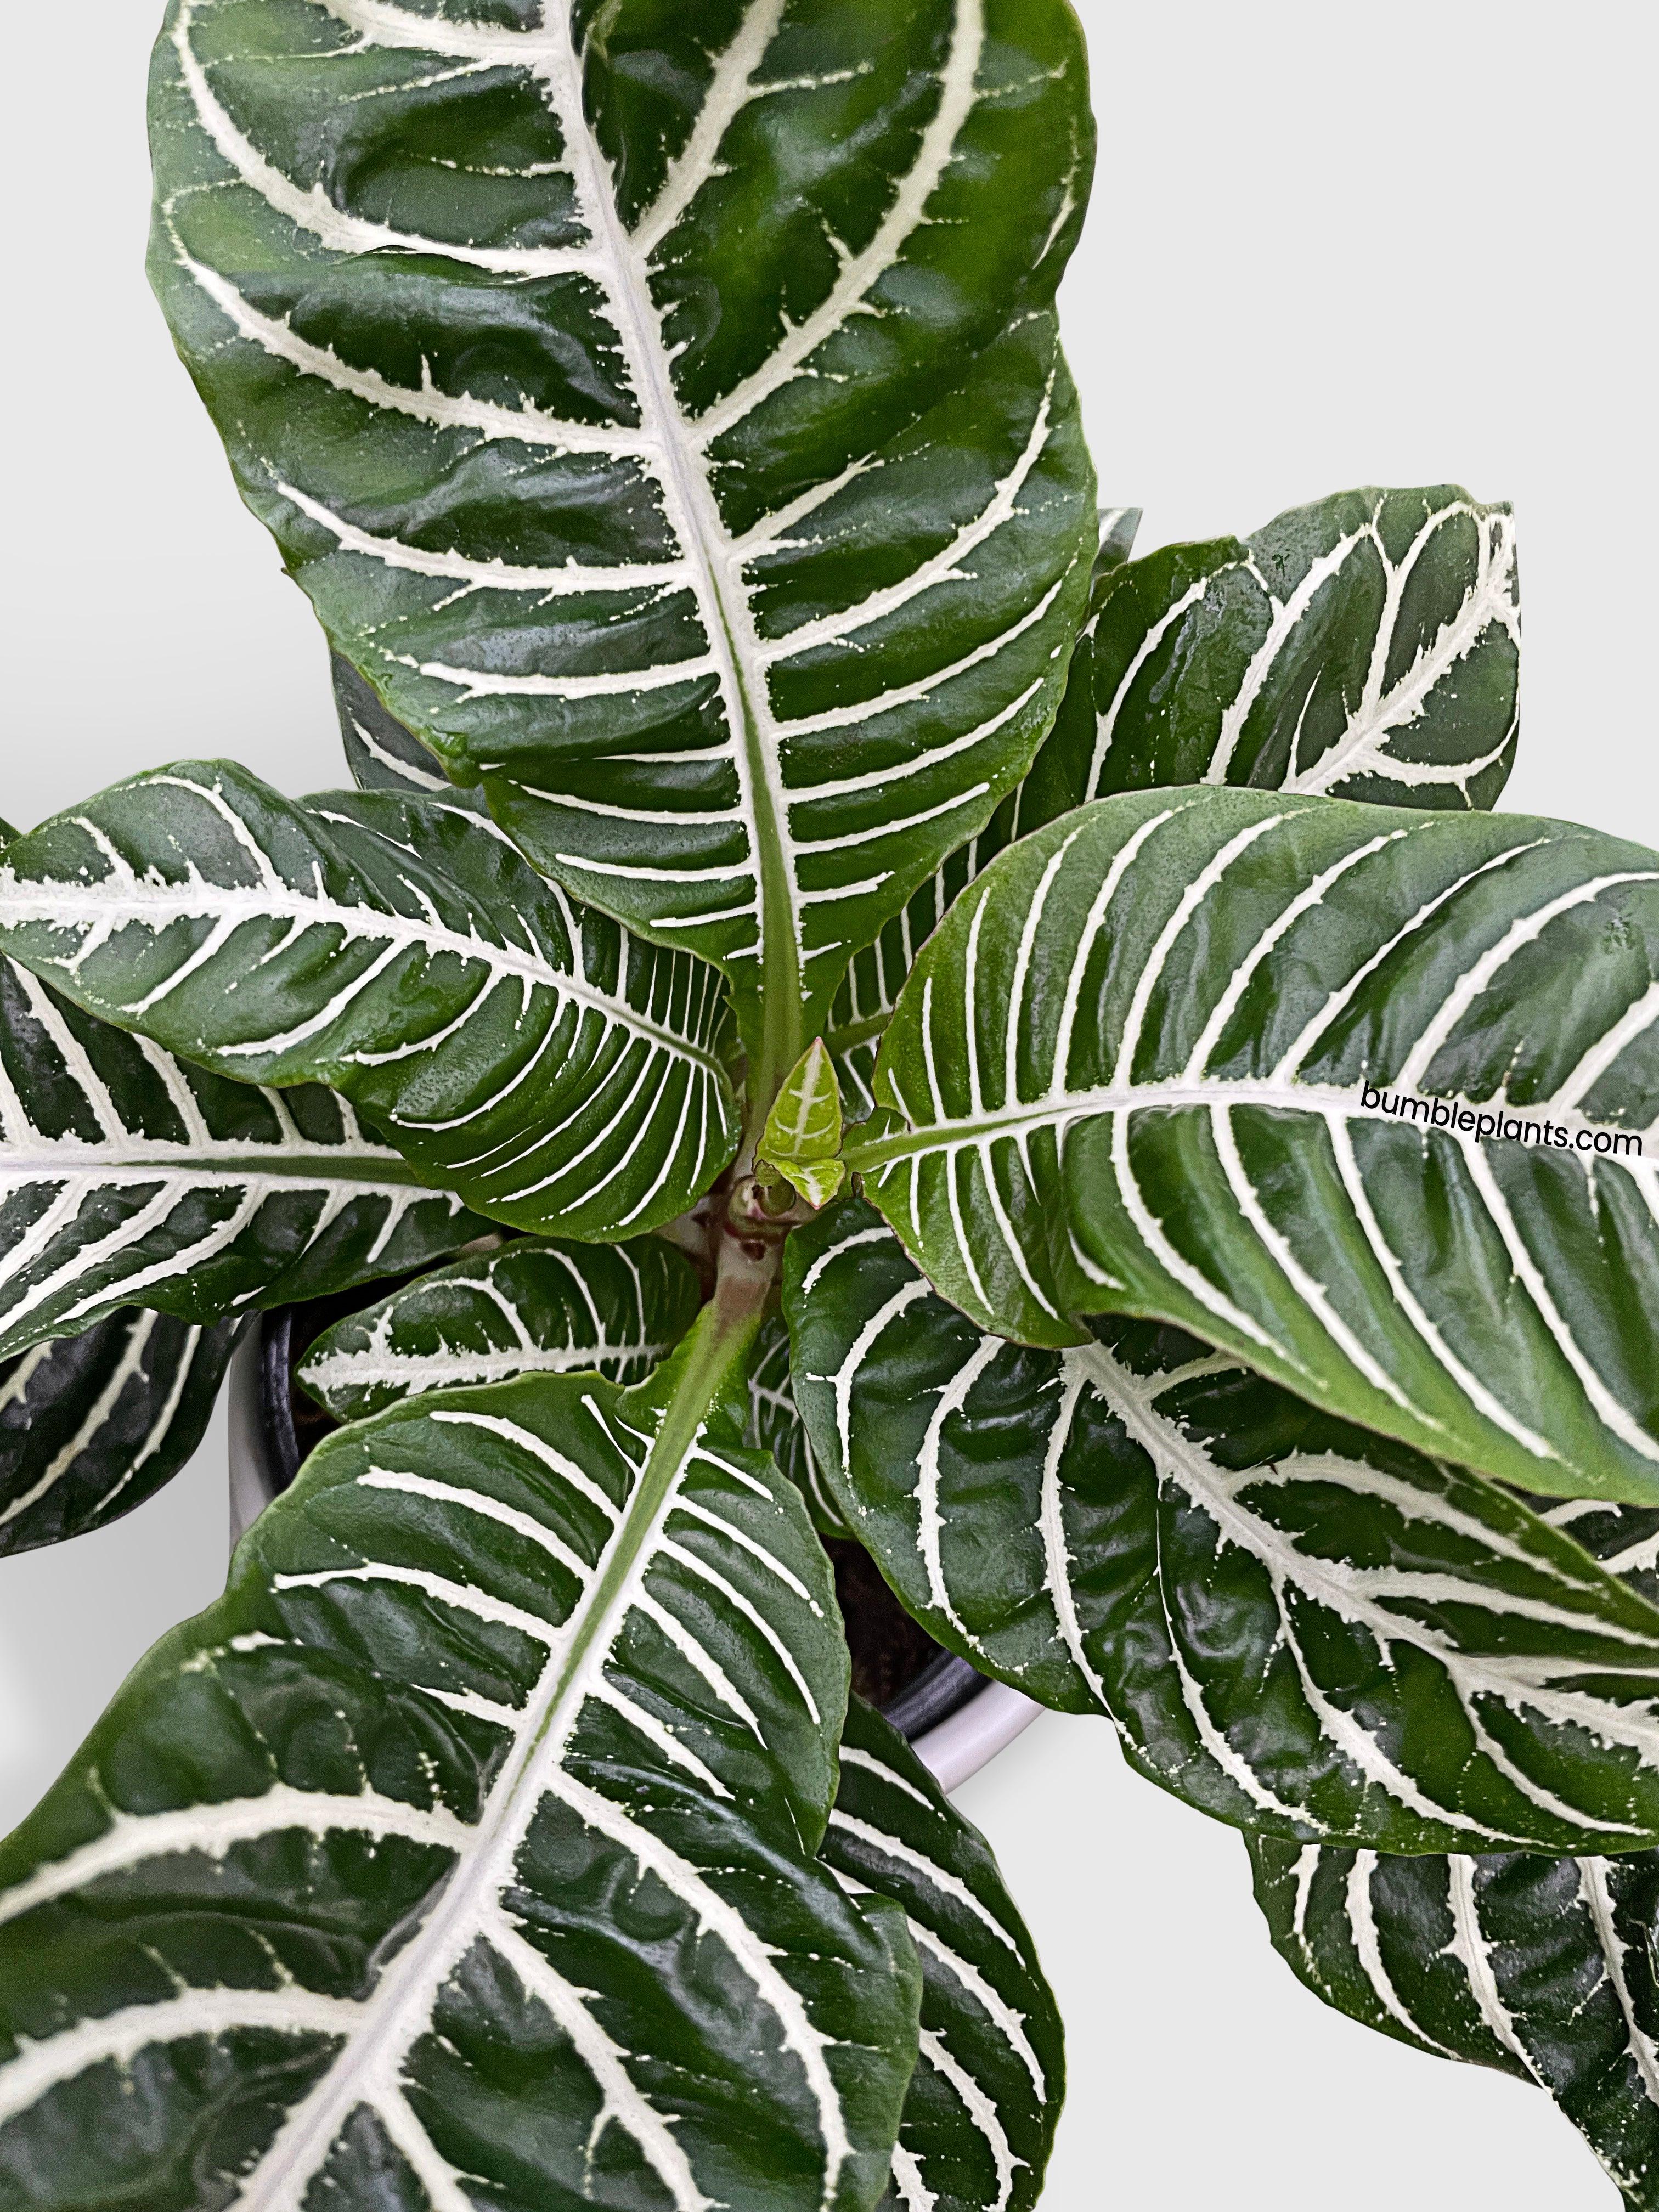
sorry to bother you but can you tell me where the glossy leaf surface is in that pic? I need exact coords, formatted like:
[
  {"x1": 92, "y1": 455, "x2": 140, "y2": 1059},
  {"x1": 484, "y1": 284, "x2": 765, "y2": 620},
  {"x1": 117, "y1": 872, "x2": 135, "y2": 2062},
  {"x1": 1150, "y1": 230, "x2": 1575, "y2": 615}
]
[
  {"x1": 788, "y1": 1199, "x2": 1659, "y2": 1852},
  {"x1": 1023, "y1": 486, "x2": 1519, "y2": 820},
  {"x1": 298, "y1": 1232, "x2": 702, "y2": 1421},
  {"x1": 751, "y1": 1310, "x2": 851, "y2": 1542},
  {"x1": 0, "y1": 766, "x2": 738, "y2": 1240},
  {"x1": 331, "y1": 653, "x2": 484, "y2": 811},
  {"x1": 0, "y1": 956, "x2": 484, "y2": 1359},
  {"x1": 1249, "y1": 1497, "x2": 1659, "y2": 2209},
  {"x1": 850, "y1": 788, "x2": 1659, "y2": 1503},
  {"x1": 823, "y1": 1699, "x2": 1063, "y2": 2212},
  {"x1": 825, "y1": 484, "x2": 1515, "y2": 1114},
  {"x1": 0, "y1": 1306, "x2": 239, "y2": 1555},
  {"x1": 0, "y1": 1353, "x2": 921, "y2": 2209},
  {"x1": 827, "y1": 507, "x2": 1143, "y2": 1119},
  {"x1": 760, "y1": 1040, "x2": 847, "y2": 1209},
  {"x1": 1541, "y1": 1493, "x2": 1659, "y2": 1610},
  {"x1": 149, "y1": 0, "x2": 1099, "y2": 1060},
  {"x1": 1250, "y1": 1842, "x2": 1659, "y2": 2208}
]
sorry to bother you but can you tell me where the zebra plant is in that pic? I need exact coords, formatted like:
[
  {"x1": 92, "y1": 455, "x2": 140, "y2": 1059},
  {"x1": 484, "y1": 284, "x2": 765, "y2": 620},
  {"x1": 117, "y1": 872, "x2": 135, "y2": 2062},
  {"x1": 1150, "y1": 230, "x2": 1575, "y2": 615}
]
[{"x1": 0, "y1": 2, "x2": 1653, "y2": 2208}]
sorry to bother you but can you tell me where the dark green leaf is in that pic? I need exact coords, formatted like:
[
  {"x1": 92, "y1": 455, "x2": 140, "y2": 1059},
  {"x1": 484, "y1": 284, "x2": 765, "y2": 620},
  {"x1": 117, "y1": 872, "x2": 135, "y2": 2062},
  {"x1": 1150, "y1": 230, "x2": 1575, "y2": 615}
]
[
  {"x1": 0, "y1": 765, "x2": 740, "y2": 1240},
  {"x1": 1539, "y1": 1494, "x2": 1659, "y2": 1610},
  {"x1": 1023, "y1": 486, "x2": 1518, "y2": 822},
  {"x1": 849, "y1": 788, "x2": 1659, "y2": 1504},
  {"x1": 1249, "y1": 1497, "x2": 1659, "y2": 2208},
  {"x1": 0, "y1": 1307, "x2": 239, "y2": 1555},
  {"x1": 827, "y1": 507, "x2": 1144, "y2": 1119},
  {"x1": 788, "y1": 1196, "x2": 1659, "y2": 1853},
  {"x1": 1249, "y1": 1842, "x2": 1659, "y2": 2209},
  {"x1": 823, "y1": 1699, "x2": 1064, "y2": 2212},
  {"x1": 0, "y1": 1350, "x2": 921, "y2": 2208},
  {"x1": 826, "y1": 484, "x2": 1517, "y2": 1114},
  {"x1": 750, "y1": 1311, "x2": 851, "y2": 1542},
  {"x1": 0, "y1": 955, "x2": 486, "y2": 1358},
  {"x1": 149, "y1": 0, "x2": 1099, "y2": 1060},
  {"x1": 331, "y1": 653, "x2": 483, "y2": 810},
  {"x1": 298, "y1": 1233, "x2": 702, "y2": 1422}
]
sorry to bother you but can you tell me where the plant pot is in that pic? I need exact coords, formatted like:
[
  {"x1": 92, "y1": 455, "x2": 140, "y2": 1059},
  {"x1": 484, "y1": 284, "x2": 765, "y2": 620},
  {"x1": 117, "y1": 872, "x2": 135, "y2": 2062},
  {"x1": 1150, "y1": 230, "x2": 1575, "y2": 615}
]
[{"x1": 227, "y1": 1307, "x2": 1039, "y2": 1795}]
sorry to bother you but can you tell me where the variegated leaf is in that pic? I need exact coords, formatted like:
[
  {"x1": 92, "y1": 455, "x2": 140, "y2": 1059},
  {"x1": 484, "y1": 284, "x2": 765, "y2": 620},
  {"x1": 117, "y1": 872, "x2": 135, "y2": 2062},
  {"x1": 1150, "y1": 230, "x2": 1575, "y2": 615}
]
[
  {"x1": 332, "y1": 653, "x2": 484, "y2": 811},
  {"x1": 1542, "y1": 1494, "x2": 1659, "y2": 1610},
  {"x1": 1249, "y1": 1843, "x2": 1659, "y2": 2209},
  {"x1": 828, "y1": 507, "x2": 1142, "y2": 1120},
  {"x1": 298, "y1": 1232, "x2": 702, "y2": 1422},
  {"x1": 0, "y1": 765, "x2": 739, "y2": 1240},
  {"x1": 751, "y1": 1310, "x2": 851, "y2": 1542},
  {"x1": 823, "y1": 1698, "x2": 1063, "y2": 2212},
  {"x1": 786, "y1": 1198, "x2": 1659, "y2": 1853},
  {"x1": 149, "y1": 0, "x2": 1099, "y2": 1082},
  {"x1": 0, "y1": 1338, "x2": 922, "y2": 2208},
  {"x1": 760, "y1": 1040, "x2": 847, "y2": 1209},
  {"x1": 827, "y1": 486, "x2": 1517, "y2": 1115},
  {"x1": 848, "y1": 788, "x2": 1659, "y2": 1504},
  {"x1": 0, "y1": 1306, "x2": 240, "y2": 1555},
  {"x1": 0, "y1": 955, "x2": 484, "y2": 1359},
  {"x1": 1021, "y1": 486, "x2": 1519, "y2": 818},
  {"x1": 1249, "y1": 1496, "x2": 1659, "y2": 2209}
]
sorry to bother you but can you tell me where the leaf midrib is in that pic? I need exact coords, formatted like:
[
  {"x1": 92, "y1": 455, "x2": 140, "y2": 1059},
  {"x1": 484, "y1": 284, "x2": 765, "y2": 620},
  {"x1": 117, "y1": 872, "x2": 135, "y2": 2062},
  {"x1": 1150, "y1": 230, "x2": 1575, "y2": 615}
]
[
  {"x1": 528, "y1": 10, "x2": 805, "y2": 1095},
  {"x1": 2, "y1": 876, "x2": 722, "y2": 1074},
  {"x1": 237, "y1": 1269, "x2": 772, "y2": 2205},
  {"x1": 0, "y1": 1146, "x2": 435, "y2": 1186},
  {"x1": 304, "y1": 1341, "x2": 674, "y2": 1401},
  {"x1": 844, "y1": 1075, "x2": 1654, "y2": 1171},
  {"x1": 1072, "y1": 1336, "x2": 1659, "y2": 1846}
]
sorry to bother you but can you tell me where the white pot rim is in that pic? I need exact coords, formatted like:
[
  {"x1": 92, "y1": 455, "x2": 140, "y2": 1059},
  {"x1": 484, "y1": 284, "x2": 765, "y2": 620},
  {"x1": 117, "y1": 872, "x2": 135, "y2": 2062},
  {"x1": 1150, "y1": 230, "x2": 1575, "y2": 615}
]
[
  {"x1": 227, "y1": 1326, "x2": 1040, "y2": 1795},
  {"x1": 912, "y1": 1680, "x2": 1041, "y2": 1793}
]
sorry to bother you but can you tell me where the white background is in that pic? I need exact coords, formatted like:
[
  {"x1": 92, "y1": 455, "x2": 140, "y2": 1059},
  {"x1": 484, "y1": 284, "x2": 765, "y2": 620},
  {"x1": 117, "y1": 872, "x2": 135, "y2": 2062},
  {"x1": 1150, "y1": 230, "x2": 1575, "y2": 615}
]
[{"x1": 2, "y1": 2, "x2": 1654, "y2": 2204}]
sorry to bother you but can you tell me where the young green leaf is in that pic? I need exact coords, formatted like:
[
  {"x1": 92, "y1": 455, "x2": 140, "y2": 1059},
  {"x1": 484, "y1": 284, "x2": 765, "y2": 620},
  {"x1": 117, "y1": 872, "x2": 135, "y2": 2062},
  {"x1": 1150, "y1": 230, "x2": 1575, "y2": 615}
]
[
  {"x1": 149, "y1": 0, "x2": 1100, "y2": 1070},
  {"x1": 1020, "y1": 486, "x2": 1519, "y2": 822},
  {"x1": 298, "y1": 1234, "x2": 702, "y2": 1423},
  {"x1": 0, "y1": 956, "x2": 486, "y2": 1359},
  {"x1": 760, "y1": 1040, "x2": 846, "y2": 1209},
  {"x1": 823, "y1": 1699, "x2": 1064, "y2": 2212},
  {"x1": 0, "y1": 1346, "x2": 922, "y2": 2208},
  {"x1": 849, "y1": 788, "x2": 1659, "y2": 1504},
  {"x1": 788, "y1": 1197, "x2": 1659, "y2": 1854},
  {"x1": 0, "y1": 1307, "x2": 240, "y2": 1555},
  {"x1": 1249, "y1": 1843, "x2": 1659, "y2": 2209},
  {"x1": 0, "y1": 765, "x2": 740, "y2": 1241}
]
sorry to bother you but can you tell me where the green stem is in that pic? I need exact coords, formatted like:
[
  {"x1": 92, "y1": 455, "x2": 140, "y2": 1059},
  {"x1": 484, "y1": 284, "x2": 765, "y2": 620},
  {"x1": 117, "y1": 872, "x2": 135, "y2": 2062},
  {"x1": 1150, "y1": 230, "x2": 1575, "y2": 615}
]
[
  {"x1": 841, "y1": 1128, "x2": 896, "y2": 1175},
  {"x1": 822, "y1": 1008, "x2": 890, "y2": 1055},
  {"x1": 646, "y1": 1231, "x2": 777, "y2": 1479},
  {"x1": 532, "y1": 1228, "x2": 777, "y2": 1731}
]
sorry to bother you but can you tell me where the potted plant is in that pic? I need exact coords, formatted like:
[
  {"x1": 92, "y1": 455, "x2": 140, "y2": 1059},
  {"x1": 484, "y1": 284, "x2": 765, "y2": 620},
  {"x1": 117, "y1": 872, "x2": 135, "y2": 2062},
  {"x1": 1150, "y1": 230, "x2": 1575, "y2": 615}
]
[{"x1": 0, "y1": 3, "x2": 1655, "y2": 2208}]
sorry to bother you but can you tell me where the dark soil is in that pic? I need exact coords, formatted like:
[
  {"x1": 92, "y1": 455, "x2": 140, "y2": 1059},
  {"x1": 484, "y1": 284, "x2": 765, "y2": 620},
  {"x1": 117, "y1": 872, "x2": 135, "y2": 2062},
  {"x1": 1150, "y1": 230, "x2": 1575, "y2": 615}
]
[{"x1": 827, "y1": 1538, "x2": 948, "y2": 1709}]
